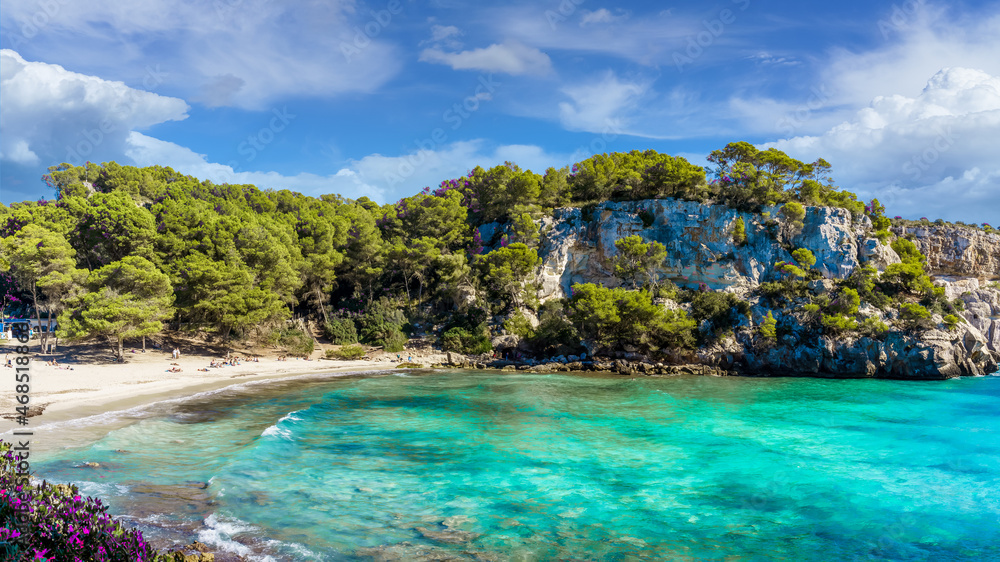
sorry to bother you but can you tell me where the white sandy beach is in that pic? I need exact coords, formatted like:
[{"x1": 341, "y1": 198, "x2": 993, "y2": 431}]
[{"x1": 0, "y1": 340, "x2": 450, "y2": 437}]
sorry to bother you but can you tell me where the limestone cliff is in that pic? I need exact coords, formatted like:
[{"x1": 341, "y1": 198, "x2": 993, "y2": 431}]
[
  {"x1": 531, "y1": 199, "x2": 886, "y2": 300},
  {"x1": 893, "y1": 224, "x2": 1000, "y2": 280},
  {"x1": 500, "y1": 198, "x2": 1000, "y2": 379}
]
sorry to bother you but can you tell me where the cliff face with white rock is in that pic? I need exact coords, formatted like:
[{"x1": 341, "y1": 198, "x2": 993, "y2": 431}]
[
  {"x1": 892, "y1": 224, "x2": 1000, "y2": 280},
  {"x1": 479, "y1": 198, "x2": 1000, "y2": 379},
  {"x1": 531, "y1": 199, "x2": 890, "y2": 301}
]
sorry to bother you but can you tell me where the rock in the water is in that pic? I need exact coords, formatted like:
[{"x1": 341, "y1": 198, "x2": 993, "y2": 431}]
[{"x1": 415, "y1": 526, "x2": 481, "y2": 544}]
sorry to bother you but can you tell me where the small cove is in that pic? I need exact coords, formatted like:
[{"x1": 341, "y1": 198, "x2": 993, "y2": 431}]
[{"x1": 32, "y1": 370, "x2": 1000, "y2": 561}]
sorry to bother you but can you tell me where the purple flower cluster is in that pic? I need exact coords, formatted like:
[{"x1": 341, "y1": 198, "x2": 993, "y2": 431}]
[
  {"x1": 468, "y1": 229, "x2": 484, "y2": 256},
  {"x1": 0, "y1": 441, "x2": 166, "y2": 561}
]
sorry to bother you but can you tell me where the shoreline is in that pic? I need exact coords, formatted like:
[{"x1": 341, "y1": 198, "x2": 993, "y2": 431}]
[
  {"x1": 7, "y1": 347, "x2": 999, "y2": 438},
  {"x1": 0, "y1": 341, "x2": 448, "y2": 439}
]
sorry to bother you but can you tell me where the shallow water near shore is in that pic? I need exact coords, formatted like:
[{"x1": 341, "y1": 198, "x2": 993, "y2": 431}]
[{"x1": 32, "y1": 370, "x2": 1000, "y2": 561}]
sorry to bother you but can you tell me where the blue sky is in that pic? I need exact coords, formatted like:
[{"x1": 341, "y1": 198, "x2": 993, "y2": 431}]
[{"x1": 1, "y1": 0, "x2": 999, "y2": 222}]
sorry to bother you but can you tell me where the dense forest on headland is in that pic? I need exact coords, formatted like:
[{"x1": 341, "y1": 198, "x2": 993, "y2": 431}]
[{"x1": 1, "y1": 142, "x2": 995, "y2": 362}]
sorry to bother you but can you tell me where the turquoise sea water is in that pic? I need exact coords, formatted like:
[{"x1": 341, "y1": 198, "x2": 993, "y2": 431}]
[{"x1": 31, "y1": 370, "x2": 1000, "y2": 561}]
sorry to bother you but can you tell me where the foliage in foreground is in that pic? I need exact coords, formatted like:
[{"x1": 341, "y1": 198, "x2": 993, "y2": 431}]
[{"x1": 0, "y1": 441, "x2": 168, "y2": 561}]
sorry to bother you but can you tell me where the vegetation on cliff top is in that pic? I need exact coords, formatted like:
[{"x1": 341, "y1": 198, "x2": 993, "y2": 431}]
[{"x1": 0, "y1": 143, "x2": 983, "y2": 362}]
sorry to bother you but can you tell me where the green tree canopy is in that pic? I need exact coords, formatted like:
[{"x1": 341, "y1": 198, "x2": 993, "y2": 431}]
[
  {"x1": 3, "y1": 224, "x2": 83, "y2": 352},
  {"x1": 477, "y1": 243, "x2": 540, "y2": 310},
  {"x1": 613, "y1": 235, "x2": 668, "y2": 290},
  {"x1": 60, "y1": 256, "x2": 174, "y2": 358}
]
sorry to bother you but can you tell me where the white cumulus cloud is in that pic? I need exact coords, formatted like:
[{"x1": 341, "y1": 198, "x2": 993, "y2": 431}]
[
  {"x1": 558, "y1": 71, "x2": 648, "y2": 133},
  {"x1": 420, "y1": 41, "x2": 552, "y2": 76},
  {"x1": 0, "y1": 49, "x2": 188, "y2": 169},
  {"x1": 579, "y1": 9, "x2": 629, "y2": 27},
  {"x1": 0, "y1": 0, "x2": 403, "y2": 109},
  {"x1": 764, "y1": 67, "x2": 1000, "y2": 223}
]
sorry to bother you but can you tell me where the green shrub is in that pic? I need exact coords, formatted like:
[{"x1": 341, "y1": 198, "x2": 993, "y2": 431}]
[
  {"x1": 525, "y1": 301, "x2": 583, "y2": 355},
  {"x1": 568, "y1": 283, "x2": 696, "y2": 352},
  {"x1": 477, "y1": 243, "x2": 541, "y2": 311},
  {"x1": 899, "y1": 303, "x2": 932, "y2": 331},
  {"x1": 859, "y1": 316, "x2": 889, "y2": 338},
  {"x1": 503, "y1": 312, "x2": 536, "y2": 338},
  {"x1": 759, "y1": 311, "x2": 777, "y2": 340},
  {"x1": 655, "y1": 279, "x2": 680, "y2": 300},
  {"x1": 323, "y1": 316, "x2": 358, "y2": 344},
  {"x1": 638, "y1": 207, "x2": 655, "y2": 228},
  {"x1": 731, "y1": 216, "x2": 747, "y2": 246},
  {"x1": 873, "y1": 229, "x2": 892, "y2": 244},
  {"x1": 830, "y1": 287, "x2": 861, "y2": 316},
  {"x1": 791, "y1": 247, "x2": 817, "y2": 269},
  {"x1": 357, "y1": 297, "x2": 408, "y2": 351},
  {"x1": 845, "y1": 265, "x2": 891, "y2": 310},
  {"x1": 279, "y1": 329, "x2": 315, "y2": 357},
  {"x1": 880, "y1": 262, "x2": 933, "y2": 295},
  {"x1": 441, "y1": 326, "x2": 492, "y2": 355},
  {"x1": 758, "y1": 280, "x2": 808, "y2": 305},
  {"x1": 780, "y1": 201, "x2": 806, "y2": 232},
  {"x1": 821, "y1": 314, "x2": 857, "y2": 334},
  {"x1": 329, "y1": 344, "x2": 366, "y2": 360},
  {"x1": 381, "y1": 328, "x2": 408, "y2": 353},
  {"x1": 891, "y1": 238, "x2": 926, "y2": 264},
  {"x1": 690, "y1": 290, "x2": 750, "y2": 336},
  {"x1": 942, "y1": 314, "x2": 962, "y2": 331}
]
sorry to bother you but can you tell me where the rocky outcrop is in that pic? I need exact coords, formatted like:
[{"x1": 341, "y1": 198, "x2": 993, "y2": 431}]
[
  {"x1": 515, "y1": 199, "x2": 1000, "y2": 379},
  {"x1": 534, "y1": 199, "x2": 886, "y2": 301},
  {"x1": 741, "y1": 330, "x2": 997, "y2": 379},
  {"x1": 893, "y1": 224, "x2": 1000, "y2": 280},
  {"x1": 940, "y1": 278, "x2": 1000, "y2": 354}
]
